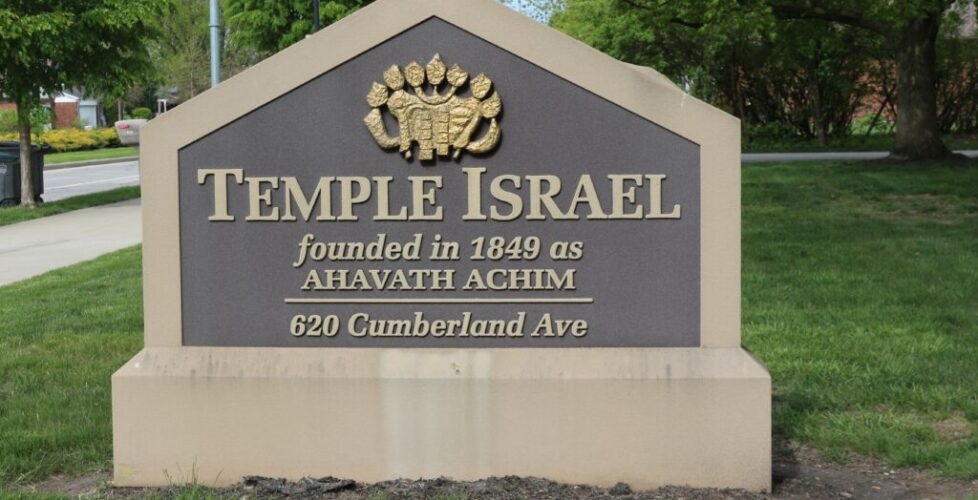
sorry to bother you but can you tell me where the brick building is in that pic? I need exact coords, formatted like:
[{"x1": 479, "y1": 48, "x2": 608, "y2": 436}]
[{"x1": 0, "y1": 90, "x2": 105, "y2": 129}]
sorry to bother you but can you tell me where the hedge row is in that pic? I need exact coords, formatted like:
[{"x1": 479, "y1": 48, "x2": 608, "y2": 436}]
[{"x1": 0, "y1": 128, "x2": 121, "y2": 152}]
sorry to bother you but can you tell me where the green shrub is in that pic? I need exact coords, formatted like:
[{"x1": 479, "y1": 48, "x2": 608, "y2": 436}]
[
  {"x1": 0, "y1": 107, "x2": 52, "y2": 136},
  {"x1": 130, "y1": 107, "x2": 153, "y2": 120},
  {"x1": 0, "y1": 128, "x2": 121, "y2": 152},
  {"x1": 30, "y1": 107, "x2": 51, "y2": 136},
  {"x1": 744, "y1": 122, "x2": 801, "y2": 142},
  {"x1": 850, "y1": 113, "x2": 895, "y2": 136},
  {"x1": 0, "y1": 109, "x2": 17, "y2": 134}
]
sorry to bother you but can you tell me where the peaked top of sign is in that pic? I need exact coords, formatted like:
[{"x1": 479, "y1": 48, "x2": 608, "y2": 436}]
[{"x1": 144, "y1": 0, "x2": 736, "y2": 152}]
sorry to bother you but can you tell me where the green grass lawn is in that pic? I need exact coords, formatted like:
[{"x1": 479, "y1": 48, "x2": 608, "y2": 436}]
[
  {"x1": 743, "y1": 160, "x2": 978, "y2": 477},
  {"x1": 44, "y1": 147, "x2": 138, "y2": 166},
  {"x1": 0, "y1": 160, "x2": 977, "y2": 491},
  {"x1": 0, "y1": 187, "x2": 140, "y2": 227},
  {"x1": 0, "y1": 247, "x2": 143, "y2": 489}
]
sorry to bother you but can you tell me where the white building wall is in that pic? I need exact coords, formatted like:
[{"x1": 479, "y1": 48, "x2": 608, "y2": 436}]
[{"x1": 78, "y1": 102, "x2": 100, "y2": 129}]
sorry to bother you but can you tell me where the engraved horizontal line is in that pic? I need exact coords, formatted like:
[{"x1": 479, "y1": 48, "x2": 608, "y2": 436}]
[{"x1": 283, "y1": 297, "x2": 595, "y2": 304}]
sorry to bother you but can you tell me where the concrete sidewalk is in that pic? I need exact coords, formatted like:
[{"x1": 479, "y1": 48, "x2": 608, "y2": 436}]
[
  {"x1": 0, "y1": 198, "x2": 142, "y2": 286},
  {"x1": 743, "y1": 150, "x2": 978, "y2": 163}
]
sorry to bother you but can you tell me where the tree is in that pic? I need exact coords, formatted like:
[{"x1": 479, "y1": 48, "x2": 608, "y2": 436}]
[
  {"x1": 152, "y1": 0, "x2": 258, "y2": 104},
  {"x1": 223, "y1": 0, "x2": 372, "y2": 57},
  {"x1": 0, "y1": 0, "x2": 163, "y2": 207},
  {"x1": 155, "y1": 0, "x2": 211, "y2": 103},
  {"x1": 553, "y1": 0, "x2": 974, "y2": 160},
  {"x1": 768, "y1": 1, "x2": 962, "y2": 159},
  {"x1": 551, "y1": 0, "x2": 881, "y2": 144},
  {"x1": 935, "y1": 8, "x2": 978, "y2": 134}
]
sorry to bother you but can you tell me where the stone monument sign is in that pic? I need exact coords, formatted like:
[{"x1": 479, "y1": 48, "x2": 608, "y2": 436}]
[{"x1": 113, "y1": 0, "x2": 771, "y2": 491}]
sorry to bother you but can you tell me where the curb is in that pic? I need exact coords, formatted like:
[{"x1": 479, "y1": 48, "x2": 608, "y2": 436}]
[{"x1": 45, "y1": 156, "x2": 139, "y2": 170}]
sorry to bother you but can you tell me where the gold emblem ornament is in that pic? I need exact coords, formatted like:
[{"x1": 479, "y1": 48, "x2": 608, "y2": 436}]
[{"x1": 364, "y1": 54, "x2": 502, "y2": 161}]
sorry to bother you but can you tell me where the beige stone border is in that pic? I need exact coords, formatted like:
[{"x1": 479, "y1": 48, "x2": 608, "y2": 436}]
[
  {"x1": 141, "y1": 0, "x2": 741, "y2": 347},
  {"x1": 114, "y1": 347, "x2": 770, "y2": 490}
]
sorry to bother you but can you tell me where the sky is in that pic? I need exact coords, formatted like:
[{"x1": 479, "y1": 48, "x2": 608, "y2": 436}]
[{"x1": 501, "y1": 1, "x2": 551, "y2": 23}]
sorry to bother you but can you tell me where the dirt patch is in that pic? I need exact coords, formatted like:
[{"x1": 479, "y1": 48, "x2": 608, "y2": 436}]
[
  {"x1": 23, "y1": 447, "x2": 978, "y2": 499},
  {"x1": 935, "y1": 412, "x2": 974, "y2": 442},
  {"x1": 19, "y1": 471, "x2": 109, "y2": 497},
  {"x1": 773, "y1": 445, "x2": 977, "y2": 499}
]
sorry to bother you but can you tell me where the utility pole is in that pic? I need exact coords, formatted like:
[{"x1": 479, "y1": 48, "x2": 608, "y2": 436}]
[
  {"x1": 209, "y1": 0, "x2": 221, "y2": 87},
  {"x1": 313, "y1": 0, "x2": 321, "y2": 32}
]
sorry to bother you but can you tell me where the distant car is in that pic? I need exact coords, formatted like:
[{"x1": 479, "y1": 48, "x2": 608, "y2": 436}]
[{"x1": 114, "y1": 119, "x2": 147, "y2": 146}]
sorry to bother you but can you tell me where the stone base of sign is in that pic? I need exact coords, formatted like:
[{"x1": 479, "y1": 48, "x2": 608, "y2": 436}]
[{"x1": 112, "y1": 347, "x2": 771, "y2": 491}]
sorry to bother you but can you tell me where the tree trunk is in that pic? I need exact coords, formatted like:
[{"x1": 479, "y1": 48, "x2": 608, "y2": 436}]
[
  {"x1": 813, "y1": 85, "x2": 828, "y2": 146},
  {"x1": 891, "y1": 13, "x2": 950, "y2": 160},
  {"x1": 16, "y1": 100, "x2": 37, "y2": 209}
]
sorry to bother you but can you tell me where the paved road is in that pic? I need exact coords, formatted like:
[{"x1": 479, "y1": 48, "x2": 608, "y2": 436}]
[
  {"x1": 0, "y1": 198, "x2": 142, "y2": 286},
  {"x1": 742, "y1": 150, "x2": 978, "y2": 163},
  {"x1": 42, "y1": 160, "x2": 140, "y2": 202}
]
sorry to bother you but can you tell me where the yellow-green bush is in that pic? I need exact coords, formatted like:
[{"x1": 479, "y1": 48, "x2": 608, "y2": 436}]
[
  {"x1": 40, "y1": 129, "x2": 98, "y2": 151},
  {"x1": 0, "y1": 128, "x2": 120, "y2": 152},
  {"x1": 92, "y1": 128, "x2": 121, "y2": 148}
]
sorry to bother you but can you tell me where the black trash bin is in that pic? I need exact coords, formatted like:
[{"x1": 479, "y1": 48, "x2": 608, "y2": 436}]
[{"x1": 0, "y1": 141, "x2": 46, "y2": 207}]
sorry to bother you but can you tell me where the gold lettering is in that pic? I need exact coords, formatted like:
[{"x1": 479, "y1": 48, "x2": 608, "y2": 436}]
[
  {"x1": 645, "y1": 174, "x2": 681, "y2": 219},
  {"x1": 489, "y1": 174, "x2": 522, "y2": 221},
  {"x1": 373, "y1": 176, "x2": 409, "y2": 221},
  {"x1": 198, "y1": 169, "x2": 684, "y2": 223},
  {"x1": 281, "y1": 176, "x2": 335, "y2": 222},
  {"x1": 609, "y1": 174, "x2": 643, "y2": 219},
  {"x1": 567, "y1": 175, "x2": 608, "y2": 220},
  {"x1": 197, "y1": 168, "x2": 243, "y2": 221},
  {"x1": 338, "y1": 177, "x2": 371, "y2": 221},
  {"x1": 409, "y1": 176, "x2": 443, "y2": 221},
  {"x1": 245, "y1": 176, "x2": 280, "y2": 221},
  {"x1": 462, "y1": 268, "x2": 576, "y2": 291},
  {"x1": 301, "y1": 269, "x2": 324, "y2": 290},
  {"x1": 462, "y1": 167, "x2": 487, "y2": 220},
  {"x1": 526, "y1": 175, "x2": 569, "y2": 220}
]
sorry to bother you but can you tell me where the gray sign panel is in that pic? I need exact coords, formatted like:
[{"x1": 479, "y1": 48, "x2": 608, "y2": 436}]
[{"x1": 178, "y1": 17, "x2": 700, "y2": 347}]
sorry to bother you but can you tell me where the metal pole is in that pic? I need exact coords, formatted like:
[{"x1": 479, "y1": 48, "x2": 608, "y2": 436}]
[
  {"x1": 209, "y1": 0, "x2": 221, "y2": 87},
  {"x1": 313, "y1": 0, "x2": 320, "y2": 32}
]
